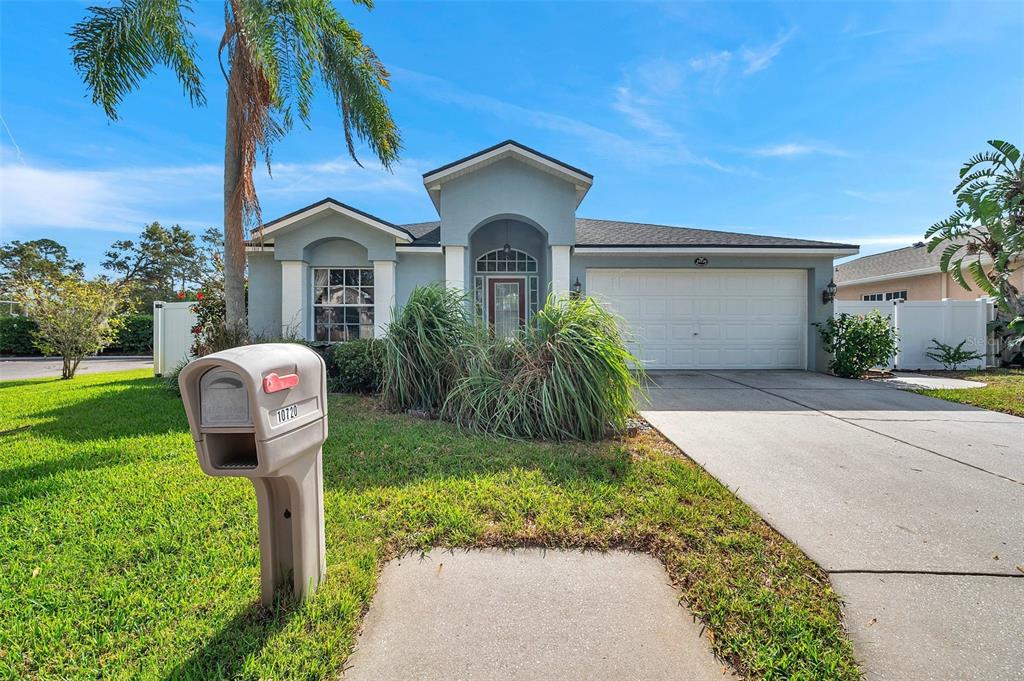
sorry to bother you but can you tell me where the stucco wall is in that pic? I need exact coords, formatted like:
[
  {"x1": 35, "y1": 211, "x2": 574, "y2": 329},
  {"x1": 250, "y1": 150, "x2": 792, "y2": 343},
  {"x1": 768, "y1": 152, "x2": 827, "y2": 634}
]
[
  {"x1": 272, "y1": 212, "x2": 397, "y2": 262},
  {"x1": 305, "y1": 238, "x2": 372, "y2": 268},
  {"x1": 571, "y1": 253, "x2": 837, "y2": 371},
  {"x1": 837, "y1": 269, "x2": 1024, "y2": 302},
  {"x1": 396, "y1": 251, "x2": 445, "y2": 310},
  {"x1": 438, "y1": 158, "x2": 577, "y2": 247},
  {"x1": 247, "y1": 251, "x2": 282, "y2": 338}
]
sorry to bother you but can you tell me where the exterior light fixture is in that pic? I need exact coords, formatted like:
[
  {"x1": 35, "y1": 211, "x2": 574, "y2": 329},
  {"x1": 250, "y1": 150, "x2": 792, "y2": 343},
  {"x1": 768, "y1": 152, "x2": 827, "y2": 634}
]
[
  {"x1": 571, "y1": 277, "x2": 582, "y2": 299},
  {"x1": 502, "y1": 219, "x2": 512, "y2": 257},
  {"x1": 822, "y1": 279, "x2": 838, "y2": 304}
]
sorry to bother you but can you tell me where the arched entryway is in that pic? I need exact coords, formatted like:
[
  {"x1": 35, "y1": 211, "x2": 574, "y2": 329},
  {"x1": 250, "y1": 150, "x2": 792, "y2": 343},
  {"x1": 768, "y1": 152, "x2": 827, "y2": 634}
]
[{"x1": 469, "y1": 218, "x2": 548, "y2": 336}]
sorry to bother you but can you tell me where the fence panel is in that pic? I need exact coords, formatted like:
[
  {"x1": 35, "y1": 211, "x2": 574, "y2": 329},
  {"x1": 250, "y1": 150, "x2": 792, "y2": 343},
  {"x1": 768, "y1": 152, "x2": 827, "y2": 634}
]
[
  {"x1": 153, "y1": 301, "x2": 197, "y2": 376},
  {"x1": 834, "y1": 298, "x2": 992, "y2": 370}
]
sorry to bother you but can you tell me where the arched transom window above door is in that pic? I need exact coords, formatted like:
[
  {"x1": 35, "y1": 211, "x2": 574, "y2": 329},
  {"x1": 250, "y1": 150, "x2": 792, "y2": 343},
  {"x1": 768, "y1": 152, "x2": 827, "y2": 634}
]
[
  {"x1": 473, "y1": 248, "x2": 540, "y2": 336},
  {"x1": 475, "y1": 248, "x2": 538, "y2": 273}
]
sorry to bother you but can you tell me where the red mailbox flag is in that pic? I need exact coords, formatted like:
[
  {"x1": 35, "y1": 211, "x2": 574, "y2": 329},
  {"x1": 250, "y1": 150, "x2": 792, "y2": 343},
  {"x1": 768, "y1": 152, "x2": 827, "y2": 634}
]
[{"x1": 263, "y1": 372, "x2": 299, "y2": 393}]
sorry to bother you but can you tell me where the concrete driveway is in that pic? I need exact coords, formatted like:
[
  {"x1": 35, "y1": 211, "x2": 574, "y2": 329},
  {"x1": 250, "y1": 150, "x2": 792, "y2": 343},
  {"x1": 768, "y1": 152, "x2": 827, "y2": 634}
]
[{"x1": 641, "y1": 370, "x2": 1023, "y2": 681}]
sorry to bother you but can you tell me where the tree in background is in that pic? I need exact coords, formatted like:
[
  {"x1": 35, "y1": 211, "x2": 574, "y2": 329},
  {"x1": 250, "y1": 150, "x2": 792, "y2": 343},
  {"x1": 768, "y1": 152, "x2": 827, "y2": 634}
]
[
  {"x1": 0, "y1": 239, "x2": 84, "y2": 302},
  {"x1": 926, "y1": 140, "x2": 1023, "y2": 327},
  {"x1": 103, "y1": 222, "x2": 202, "y2": 307},
  {"x1": 17, "y1": 277, "x2": 129, "y2": 378},
  {"x1": 71, "y1": 0, "x2": 401, "y2": 335}
]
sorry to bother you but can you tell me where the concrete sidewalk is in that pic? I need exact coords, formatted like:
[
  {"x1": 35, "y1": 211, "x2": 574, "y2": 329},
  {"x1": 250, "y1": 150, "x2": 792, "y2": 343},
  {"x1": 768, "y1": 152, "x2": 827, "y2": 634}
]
[
  {"x1": 344, "y1": 549, "x2": 734, "y2": 681},
  {"x1": 641, "y1": 370, "x2": 1024, "y2": 681},
  {"x1": 0, "y1": 357, "x2": 153, "y2": 381}
]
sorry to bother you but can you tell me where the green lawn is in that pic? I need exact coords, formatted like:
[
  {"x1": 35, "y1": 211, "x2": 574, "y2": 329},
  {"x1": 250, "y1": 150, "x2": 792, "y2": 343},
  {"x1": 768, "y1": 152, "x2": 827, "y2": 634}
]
[
  {"x1": 0, "y1": 370, "x2": 859, "y2": 680},
  {"x1": 913, "y1": 368, "x2": 1024, "y2": 417}
]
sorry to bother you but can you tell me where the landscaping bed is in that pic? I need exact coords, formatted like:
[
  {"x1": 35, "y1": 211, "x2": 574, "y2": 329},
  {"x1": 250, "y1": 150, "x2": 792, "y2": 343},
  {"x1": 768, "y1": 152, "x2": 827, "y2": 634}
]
[
  {"x1": 0, "y1": 370, "x2": 859, "y2": 680},
  {"x1": 911, "y1": 368, "x2": 1024, "y2": 417}
]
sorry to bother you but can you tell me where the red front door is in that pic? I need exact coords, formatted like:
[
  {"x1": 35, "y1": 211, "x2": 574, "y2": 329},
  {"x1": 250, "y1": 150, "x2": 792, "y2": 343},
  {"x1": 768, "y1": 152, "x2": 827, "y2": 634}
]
[{"x1": 487, "y1": 278, "x2": 526, "y2": 337}]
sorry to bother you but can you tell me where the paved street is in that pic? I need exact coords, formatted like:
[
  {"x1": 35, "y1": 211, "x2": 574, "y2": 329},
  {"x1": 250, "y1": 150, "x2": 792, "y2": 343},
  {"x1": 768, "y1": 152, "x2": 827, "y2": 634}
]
[{"x1": 0, "y1": 357, "x2": 153, "y2": 381}]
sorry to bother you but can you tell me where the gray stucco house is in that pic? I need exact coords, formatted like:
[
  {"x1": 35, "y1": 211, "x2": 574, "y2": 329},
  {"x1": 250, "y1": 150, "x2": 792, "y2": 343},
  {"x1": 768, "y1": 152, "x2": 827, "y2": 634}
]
[{"x1": 247, "y1": 140, "x2": 858, "y2": 371}]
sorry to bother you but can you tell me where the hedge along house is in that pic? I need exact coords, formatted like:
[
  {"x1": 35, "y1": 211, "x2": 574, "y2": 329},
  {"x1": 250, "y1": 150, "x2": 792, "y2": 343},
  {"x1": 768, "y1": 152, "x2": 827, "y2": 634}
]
[{"x1": 247, "y1": 140, "x2": 858, "y2": 371}]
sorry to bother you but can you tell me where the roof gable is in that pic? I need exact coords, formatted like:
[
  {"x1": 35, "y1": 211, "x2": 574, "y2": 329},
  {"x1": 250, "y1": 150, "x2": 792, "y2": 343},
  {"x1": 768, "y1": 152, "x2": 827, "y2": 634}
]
[
  {"x1": 255, "y1": 198, "x2": 413, "y2": 243},
  {"x1": 422, "y1": 140, "x2": 593, "y2": 212}
]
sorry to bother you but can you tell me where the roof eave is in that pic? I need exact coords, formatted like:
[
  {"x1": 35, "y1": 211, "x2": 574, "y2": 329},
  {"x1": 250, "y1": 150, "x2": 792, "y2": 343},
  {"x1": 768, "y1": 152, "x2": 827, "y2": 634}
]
[
  {"x1": 422, "y1": 141, "x2": 593, "y2": 214},
  {"x1": 255, "y1": 198, "x2": 413, "y2": 243},
  {"x1": 574, "y1": 245, "x2": 859, "y2": 256}
]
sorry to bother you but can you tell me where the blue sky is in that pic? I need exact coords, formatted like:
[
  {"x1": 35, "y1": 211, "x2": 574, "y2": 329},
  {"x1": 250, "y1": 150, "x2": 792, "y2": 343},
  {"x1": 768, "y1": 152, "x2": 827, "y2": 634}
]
[{"x1": 1, "y1": 1, "x2": 1022, "y2": 275}]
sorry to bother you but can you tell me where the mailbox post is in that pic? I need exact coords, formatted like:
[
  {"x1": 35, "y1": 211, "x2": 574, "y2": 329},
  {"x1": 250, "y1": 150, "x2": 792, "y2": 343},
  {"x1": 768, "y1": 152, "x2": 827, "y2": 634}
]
[{"x1": 179, "y1": 343, "x2": 328, "y2": 605}]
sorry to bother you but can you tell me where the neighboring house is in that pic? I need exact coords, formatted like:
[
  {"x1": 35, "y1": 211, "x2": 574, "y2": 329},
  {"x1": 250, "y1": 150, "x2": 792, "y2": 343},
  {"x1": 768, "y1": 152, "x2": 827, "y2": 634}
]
[
  {"x1": 835, "y1": 242, "x2": 1024, "y2": 302},
  {"x1": 247, "y1": 140, "x2": 857, "y2": 371}
]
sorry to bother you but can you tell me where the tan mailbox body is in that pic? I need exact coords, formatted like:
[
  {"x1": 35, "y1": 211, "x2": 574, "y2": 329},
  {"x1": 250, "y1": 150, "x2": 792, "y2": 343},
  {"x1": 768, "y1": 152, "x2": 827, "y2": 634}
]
[{"x1": 179, "y1": 343, "x2": 327, "y2": 605}]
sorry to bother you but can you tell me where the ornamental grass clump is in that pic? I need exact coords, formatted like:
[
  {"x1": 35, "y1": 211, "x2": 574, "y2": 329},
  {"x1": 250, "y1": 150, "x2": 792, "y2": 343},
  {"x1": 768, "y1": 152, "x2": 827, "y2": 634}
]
[
  {"x1": 381, "y1": 284, "x2": 472, "y2": 413},
  {"x1": 445, "y1": 296, "x2": 643, "y2": 440}
]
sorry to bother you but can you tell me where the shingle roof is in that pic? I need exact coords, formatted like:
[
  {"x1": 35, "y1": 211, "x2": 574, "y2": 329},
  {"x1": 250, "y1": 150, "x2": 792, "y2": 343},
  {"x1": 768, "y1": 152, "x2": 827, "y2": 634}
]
[
  {"x1": 572, "y1": 218, "x2": 855, "y2": 248},
  {"x1": 397, "y1": 219, "x2": 855, "y2": 249},
  {"x1": 833, "y1": 242, "x2": 938, "y2": 283},
  {"x1": 248, "y1": 213, "x2": 856, "y2": 251}
]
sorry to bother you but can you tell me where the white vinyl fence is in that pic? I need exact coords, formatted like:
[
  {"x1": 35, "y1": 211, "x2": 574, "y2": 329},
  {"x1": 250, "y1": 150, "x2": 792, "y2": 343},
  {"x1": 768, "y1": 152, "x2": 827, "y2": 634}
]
[
  {"x1": 153, "y1": 301, "x2": 198, "y2": 376},
  {"x1": 834, "y1": 298, "x2": 995, "y2": 370}
]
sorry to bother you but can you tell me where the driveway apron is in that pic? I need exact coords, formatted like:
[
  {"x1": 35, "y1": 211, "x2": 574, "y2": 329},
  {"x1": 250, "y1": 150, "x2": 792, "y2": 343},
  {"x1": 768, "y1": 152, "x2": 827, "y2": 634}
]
[{"x1": 641, "y1": 370, "x2": 1024, "y2": 681}]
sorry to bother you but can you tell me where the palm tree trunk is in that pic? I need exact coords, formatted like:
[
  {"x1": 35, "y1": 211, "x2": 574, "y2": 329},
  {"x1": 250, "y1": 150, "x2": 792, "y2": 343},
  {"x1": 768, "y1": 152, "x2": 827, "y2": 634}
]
[{"x1": 223, "y1": 61, "x2": 247, "y2": 334}]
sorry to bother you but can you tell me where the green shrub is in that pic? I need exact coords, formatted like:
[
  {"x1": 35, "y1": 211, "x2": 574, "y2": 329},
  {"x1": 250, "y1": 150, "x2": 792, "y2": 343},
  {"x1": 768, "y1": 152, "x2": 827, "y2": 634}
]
[
  {"x1": 327, "y1": 339, "x2": 382, "y2": 393},
  {"x1": 444, "y1": 296, "x2": 643, "y2": 441},
  {"x1": 381, "y1": 284, "x2": 472, "y2": 413},
  {"x1": 925, "y1": 338, "x2": 985, "y2": 370},
  {"x1": 815, "y1": 311, "x2": 899, "y2": 378},
  {"x1": 0, "y1": 316, "x2": 39, "y2": 355},
  {"x1": 106, "y1": 314, "x2": 153, "y2": 354}
]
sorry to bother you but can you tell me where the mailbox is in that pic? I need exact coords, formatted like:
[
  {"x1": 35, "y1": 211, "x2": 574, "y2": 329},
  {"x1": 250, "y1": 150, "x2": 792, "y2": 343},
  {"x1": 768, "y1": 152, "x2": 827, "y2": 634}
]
[{"x1": 179, "y1": 343, "x2": 328, "y2": 605}]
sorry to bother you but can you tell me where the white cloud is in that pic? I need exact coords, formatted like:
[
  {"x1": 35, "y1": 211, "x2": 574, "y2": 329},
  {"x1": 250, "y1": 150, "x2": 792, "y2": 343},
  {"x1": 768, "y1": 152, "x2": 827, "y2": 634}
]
[
  {"x1": 257, "y1": 157, "x2": 426, "y2": 198},
  {"x1": 740, "y1": 28, "x2": 797, "y2": 75},
  {"x1": 689, "y1": 50, "x2": 732, "y2": 73},
  {"x1": 612, "y1": 86, "x2": 676, "y2": 140},
  {"x1": 749, "y1": 142, "x2": 847, "y2": 158},
  {"x1": 0, "y1": 159, "x2": 220, "y2": 233},
  {"x1": 392, "y1": 66, "x2": 736, "y2": 173},
  {"x1": 0, "y1": 152, "x2": 427, "y2": 235}
]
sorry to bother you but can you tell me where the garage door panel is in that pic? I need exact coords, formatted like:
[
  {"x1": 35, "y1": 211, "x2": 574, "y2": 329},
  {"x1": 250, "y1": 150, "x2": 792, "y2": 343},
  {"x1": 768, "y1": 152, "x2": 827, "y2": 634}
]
[
  {"x1": 669, "y1": 323, "x2": 696, "y2": 341},
  {"x1": 668, "y1": 299, "x2": 694, "y2": 316},
  {"x1": 587, "y1": 268, "x2": 807, "y2": 370}
]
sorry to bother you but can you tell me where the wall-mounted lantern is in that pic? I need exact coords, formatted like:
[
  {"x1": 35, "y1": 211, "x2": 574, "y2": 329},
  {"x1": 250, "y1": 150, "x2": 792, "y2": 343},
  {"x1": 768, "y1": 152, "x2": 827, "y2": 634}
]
[
  {"x1": 694, "y1": 257, "x2": 708, "y2": 267},
  {"x1": 822, "y1": 279, "x2": 838, "y2": 304},
  {"x1": 571, "y1": 277, "x2": 582, "y2": 299}
]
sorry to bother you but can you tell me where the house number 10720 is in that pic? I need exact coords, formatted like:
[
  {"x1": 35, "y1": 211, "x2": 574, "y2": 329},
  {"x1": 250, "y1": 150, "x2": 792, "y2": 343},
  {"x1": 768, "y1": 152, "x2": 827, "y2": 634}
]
[{"x1": 276, "y1": 404, "x2": 298, "y2": 424}]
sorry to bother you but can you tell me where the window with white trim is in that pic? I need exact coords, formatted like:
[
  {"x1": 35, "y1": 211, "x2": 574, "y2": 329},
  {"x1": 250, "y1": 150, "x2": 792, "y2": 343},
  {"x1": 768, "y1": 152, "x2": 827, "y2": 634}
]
[
  {"x1": 473, "y1": 249, "x2": 540, "y2": 322},
  {"x1": 312, "y1": 267, "x2": 374, "y2": 341},
  {"x1": 862, "y1": 290, "x2": 908, "y2": 302}
]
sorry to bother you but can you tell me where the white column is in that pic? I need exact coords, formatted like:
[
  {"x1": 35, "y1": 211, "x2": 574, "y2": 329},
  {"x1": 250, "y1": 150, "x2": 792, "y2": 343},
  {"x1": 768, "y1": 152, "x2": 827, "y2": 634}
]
[
  {"x1": 373, "y1": 259, "x2": 396, "y2": 337},
  {"x1": 550, "y1": 245, "x2": 571, "y2": 298},
  {"x1": 280, "y1": 260, "x2": 307, "y2": 338},
  {"x1": 444, "y1": 245, "x2": 465, "y2": 291}
]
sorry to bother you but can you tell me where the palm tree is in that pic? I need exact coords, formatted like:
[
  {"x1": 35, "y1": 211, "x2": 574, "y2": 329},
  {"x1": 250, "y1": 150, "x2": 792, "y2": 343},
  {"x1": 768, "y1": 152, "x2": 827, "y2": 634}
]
[
  {"x1": 926, "y1": 140, "x2": 1023, "y2": 323},
  {"x1": 70, "y1": 0, "x2": 401, "y2": 332}
]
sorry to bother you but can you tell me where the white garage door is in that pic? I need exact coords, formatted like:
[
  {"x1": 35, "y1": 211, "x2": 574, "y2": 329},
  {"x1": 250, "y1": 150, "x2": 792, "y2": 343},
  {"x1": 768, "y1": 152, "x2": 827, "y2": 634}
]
[{"x1": 587, "y1": 268, "x2": 808, "y2": 369}]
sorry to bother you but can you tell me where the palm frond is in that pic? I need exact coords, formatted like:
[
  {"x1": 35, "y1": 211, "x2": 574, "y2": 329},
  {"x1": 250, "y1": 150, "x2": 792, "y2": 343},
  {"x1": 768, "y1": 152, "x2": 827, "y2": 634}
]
[
  {"x1": 71, "y1": 0, "x2": 205, "y2": 119},
  {"x1": 320, "y1": 19, "x2": 402, "y2": 168},
  {"x1": 949, "y1": 258, "x2": 969, "y2": 290},
  {"x1": 967, "y1": 258, "x2": 999, "y2": 296},
  {"x1": 987, "y1": 139, "x2": 1020, "y2": 166}
]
